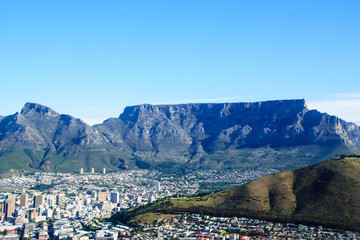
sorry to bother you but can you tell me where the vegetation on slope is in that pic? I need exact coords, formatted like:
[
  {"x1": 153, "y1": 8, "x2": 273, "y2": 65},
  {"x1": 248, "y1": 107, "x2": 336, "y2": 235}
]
[{"x1": 115, "y1": 156, "x2": 360, "y2": 231}]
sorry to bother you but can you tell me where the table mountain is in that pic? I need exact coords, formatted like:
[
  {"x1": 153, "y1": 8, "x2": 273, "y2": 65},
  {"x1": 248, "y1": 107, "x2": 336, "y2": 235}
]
[
  {"x1": 0, "y1": 99, "x2": 359, "y2": 174},
  {"x1": 95, "y1": 99, "x2": 360, "y2": 170}
]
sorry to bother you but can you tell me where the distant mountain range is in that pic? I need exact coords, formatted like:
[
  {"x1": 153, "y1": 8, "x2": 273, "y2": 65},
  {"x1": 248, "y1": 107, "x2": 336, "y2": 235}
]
[
  {"x1": 118, "y1": 156, "x2": 360, "y2": 231},
  {"x1": 0, "y1": 99, "x2": 359, "y2": 174}
]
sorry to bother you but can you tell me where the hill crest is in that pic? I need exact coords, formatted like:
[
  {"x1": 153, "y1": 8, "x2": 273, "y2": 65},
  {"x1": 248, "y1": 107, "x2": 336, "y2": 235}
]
[{"x1": 118, "y1": 156, "x2": 360, "y2": 231}]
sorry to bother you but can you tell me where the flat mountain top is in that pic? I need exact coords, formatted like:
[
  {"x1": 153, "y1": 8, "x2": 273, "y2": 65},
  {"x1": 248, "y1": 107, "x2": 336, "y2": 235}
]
[
  {"x1": 121, "y1": 99, "x2": 308, "y2": 114},
  {"x1": 119, "y1": 156, "x2": 360, "y2": 231},
  {"x1": 1, "y1": 100, "x2": 360, "y2": 175}
]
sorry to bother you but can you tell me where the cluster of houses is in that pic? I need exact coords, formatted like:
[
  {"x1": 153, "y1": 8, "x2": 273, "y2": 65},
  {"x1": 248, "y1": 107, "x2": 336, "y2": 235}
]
[{"x1": 133, "y1": 214, "x2": 360, "y2": 239}]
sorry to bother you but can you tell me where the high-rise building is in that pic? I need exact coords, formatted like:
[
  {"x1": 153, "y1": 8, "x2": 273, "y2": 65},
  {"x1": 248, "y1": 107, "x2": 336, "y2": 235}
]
[
  {"x1": 91, "y1": 191, "x2": 97, "y2": 200},
  {"x1": 0, "y1": 200, "x2": 4, "y2": 214},
  {"x1": 156, "y1": 181, "x2": 161, "y2": 192},
  {"x1": 56, "y1": 194, "x2": 63, "y2": 206},
  {"x1": 29, "y1": 208, "x2": 37, "y2": 222},
  {"x1": 110, "y1": 192, "x2": 119, "y2": 204},
  {"x1": 80, "y1": 168, "x2": 84, "y2": 174},
  {"x1": 48, "y1": 195, "x2": 55, "y2": 207},
  {"x1": 97, "y1": 190, "x2": 107, "y2": 202},
  {"x1": 4, "y1": 200, "x2": 12, "y2": 219},
  {"x1": 4, "y1": 195, "x2": 16, "y2": 219},
  {"x1": 91, "y1": 168, "x2": 94, "y2": 174},
  {"x1": 20, "y1": 194, "x2": 28, "y2": 207},
  {"x1": 9, "y1": 195, "x2": 16, "y2": 211},
  {"x1": 46, "y1": 208, "x2": 53, "y2": 218},
  {"x1": 34, "y1": 195, "x2": 45, "y2": 208},
  {"x1": 103, "y1": 168, "x2": 106, "y2": 174}
]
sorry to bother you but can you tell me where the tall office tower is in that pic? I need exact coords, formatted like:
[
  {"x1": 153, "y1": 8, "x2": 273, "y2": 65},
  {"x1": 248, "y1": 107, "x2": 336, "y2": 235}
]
[
  {"x1": 48, "y1": 195, "x2": 55, "y2": 207},
  {"x1": 97, "y1": 190, "x2": 107, "y2": 202},
  {"x1": 4, "y1": 200, "x2": 13, "y2": 219},
  {"x1": 37, "y1": 205, "x2": 44, "y2": 217},
  {"x1": 103, "y1": 168, "x2": 106, "y2": 174},
  {"x1": 110, "y1": 192, "x2": 119, "y2": 204},
  {"x1": 4, "y1": 195, "x2": 16, "y2": 219},
  {"x1": 29, "y1": 208, "x2": 37, "y2": 222},
  {"x1": 156, "y1": 181, "x2": 161, "y2": 192},
  {"x1": 91, "y1": 168, "x2": 95, "y2": 174},
  {"x1": 91, "y1": 191, "x2": 97, "y2": 200},
  {"x1": 34, "y1": 195, "x2": 45, "y2": 208},
  {"x1": 0, "y1": 200, "x2": 4, "y2": 214},
  {"x1": 56, "y1": 194, "x2": 63, "y2": 206},
  {"x1": 46, "y1": 208, "x2": 53, "y2": 218},
  {"x1": 80, "y1": 168, "x2": 84, "y2": 174},
  {"x1": 20, "y1": 194, "x2": 29, "y2": 207}
]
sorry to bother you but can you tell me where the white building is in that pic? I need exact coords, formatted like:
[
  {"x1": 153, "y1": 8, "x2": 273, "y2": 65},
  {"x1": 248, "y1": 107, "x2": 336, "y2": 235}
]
[
  {"x1": 148, "y1": 195, "x2": 156, "y2": 203},
  {"x1": 156, "y1": 181, "x2": 161, "y2": 192}
]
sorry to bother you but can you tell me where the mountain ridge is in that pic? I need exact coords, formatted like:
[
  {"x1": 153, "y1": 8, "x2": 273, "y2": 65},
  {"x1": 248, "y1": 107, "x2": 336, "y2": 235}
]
[
  {"x1": 0, "y1": 99, "x2": 359, "y2": 174},
  {"x1": 0, "y1": 102, "x2": 133, "y2": 174},
  {"x1": 96, "y1": 99, "x2": 360, "y2": 170}
]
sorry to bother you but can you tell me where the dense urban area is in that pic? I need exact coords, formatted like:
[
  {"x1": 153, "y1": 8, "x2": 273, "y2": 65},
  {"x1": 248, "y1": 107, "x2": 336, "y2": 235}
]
[{"x1": 1, "y1": 168, "x2": 358, "y2": 239}]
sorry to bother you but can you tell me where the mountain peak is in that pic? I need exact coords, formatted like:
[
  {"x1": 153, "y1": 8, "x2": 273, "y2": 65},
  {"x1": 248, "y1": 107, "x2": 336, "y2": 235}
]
[{"x1": 21, "y1": 102, "x2": 59, "y2": 117}]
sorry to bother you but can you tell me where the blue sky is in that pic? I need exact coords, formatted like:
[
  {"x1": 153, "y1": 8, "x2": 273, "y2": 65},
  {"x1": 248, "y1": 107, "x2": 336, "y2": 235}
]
[{"x1": 1, "y1": 1, "x2": 359, "y2": 125}]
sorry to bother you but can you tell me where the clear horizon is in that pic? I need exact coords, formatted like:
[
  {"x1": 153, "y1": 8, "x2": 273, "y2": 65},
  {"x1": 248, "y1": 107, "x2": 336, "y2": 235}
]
[{"x1": 1, "y1": 1, "x2": 359, "y2": 125}]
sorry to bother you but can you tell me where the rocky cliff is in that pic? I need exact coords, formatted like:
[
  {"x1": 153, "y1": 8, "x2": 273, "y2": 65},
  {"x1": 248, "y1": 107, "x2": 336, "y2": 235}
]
[
  {"x1": 0, "y1": 100, "x2": 359, "y2": 174},
  {"x1": 96, "y1": 99, "x2": 360, "y2": 170}
]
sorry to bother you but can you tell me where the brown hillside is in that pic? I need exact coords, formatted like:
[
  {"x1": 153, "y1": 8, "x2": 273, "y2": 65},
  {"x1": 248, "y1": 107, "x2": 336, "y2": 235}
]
[{"x1": 122, "y1": 157, "x2": 360, "y2": 231}]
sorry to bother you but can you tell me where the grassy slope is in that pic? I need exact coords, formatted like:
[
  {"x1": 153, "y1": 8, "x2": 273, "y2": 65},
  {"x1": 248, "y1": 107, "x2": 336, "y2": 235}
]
[
  {"x1": 0, "y1": 140, "x2": 356, "y2": 176},
  {"x1": 0, "y1": 150, "x2": 33, "y2": 174},
  {"x1": 0, "y1": 147, "x2": 136, "y2": 175},
  {"x1": 120, "y1": 157, "x2": 360, "y2": 231}
]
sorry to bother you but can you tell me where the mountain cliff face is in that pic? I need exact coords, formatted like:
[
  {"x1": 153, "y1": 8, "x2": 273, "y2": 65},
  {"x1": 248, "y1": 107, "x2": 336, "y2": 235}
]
[
  {"x1": 0, "y1": 100, "x2": 359, "y2": 174},
  {"x1": 96, "y1": 99, "x2": 360, "y2": 170}
]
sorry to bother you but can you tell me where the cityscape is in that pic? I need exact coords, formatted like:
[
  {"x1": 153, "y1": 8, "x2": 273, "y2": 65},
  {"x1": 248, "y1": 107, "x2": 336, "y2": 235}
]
[
  {"x1": 1, "y1": 167, "x2": 359, "y2": 239},
  {"x1": 0, "y1": 168, "x2": 292, "y2": 239}
]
